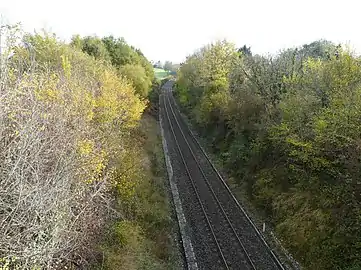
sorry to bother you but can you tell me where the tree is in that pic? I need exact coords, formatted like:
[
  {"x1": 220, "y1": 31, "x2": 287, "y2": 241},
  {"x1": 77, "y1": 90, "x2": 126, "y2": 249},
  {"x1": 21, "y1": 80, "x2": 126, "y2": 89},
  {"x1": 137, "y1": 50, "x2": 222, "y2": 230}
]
[
  {"x1": 163, "y1": 61, "x2": 173, "y2": 71},
  {"x1": 238, "y1": 45, "x2": 252, "y2": 56},
  {"x1": 71, "y1": 35, "x2": 154, "y2": 99},
  {"x1": 101, "y1": 36, "x2": 154, "y2": 80},
  {"x1": 71, "y1": 35, "x2": 110, "y2": 61},
  {"x1": 154, "y1": 60, "x2": 162, "y2": 68},
  {"x1": 120, "y1": 64, "x2": 152, "y2": 98},
  {"x1": 102, "y1": 36, "x2": 139, "y2": 68}
]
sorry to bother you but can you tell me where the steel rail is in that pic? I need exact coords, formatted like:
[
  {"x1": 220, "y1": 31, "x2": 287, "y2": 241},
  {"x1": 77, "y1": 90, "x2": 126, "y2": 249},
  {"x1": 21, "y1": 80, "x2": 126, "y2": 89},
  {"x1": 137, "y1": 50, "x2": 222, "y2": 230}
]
[
  {"x1": 168, "y1": 90, "x2": 286, "y2": 270},
  {"x1": 165, "y1": 90, "x2": 256, "y2": 270},
  {"x1": 162, "y1": 91, "x2": 230, "y2": 270}
]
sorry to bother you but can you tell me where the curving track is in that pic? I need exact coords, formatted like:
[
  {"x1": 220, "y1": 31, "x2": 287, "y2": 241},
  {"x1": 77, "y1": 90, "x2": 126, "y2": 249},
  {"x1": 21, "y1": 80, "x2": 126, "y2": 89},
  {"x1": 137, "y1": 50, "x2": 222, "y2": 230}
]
[{"x1": 161, "y1": 80, "x2": 285, "y2": 270}]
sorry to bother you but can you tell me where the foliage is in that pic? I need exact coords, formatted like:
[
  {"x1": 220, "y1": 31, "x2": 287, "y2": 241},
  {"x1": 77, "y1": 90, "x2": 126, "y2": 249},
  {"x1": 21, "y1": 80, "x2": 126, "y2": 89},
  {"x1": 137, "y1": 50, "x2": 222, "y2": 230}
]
[
  {"x1": 71, "y1": 35, "x2": 155, "y2": 99},
  {"x1": 101, "y1": 36, "x2": 154, "y2": 80},
  {"x1": 175, "y1": 39, "x2": 361, "y2": 269},
  {"x1": 163, "y1": 60, "x2": 173, "y2": 71},
  {"x1": 238, "y1": 44, "x2": 252, "y2": 56},
  {"x1": 163, "y1": 61, "x2": 179, "y2": 74},
  {"x1": 120, "y1": 64, "x2": 152, "y2": 98},
  {"x1": 97, "y1": 115, "x2": 179, "y2": 270},
  {"x1": 71, "y1": 35, "x2": 111, "y2": 61},
  {"x1": 0, "y1": 29, "x2": 146, "y2": 268}
]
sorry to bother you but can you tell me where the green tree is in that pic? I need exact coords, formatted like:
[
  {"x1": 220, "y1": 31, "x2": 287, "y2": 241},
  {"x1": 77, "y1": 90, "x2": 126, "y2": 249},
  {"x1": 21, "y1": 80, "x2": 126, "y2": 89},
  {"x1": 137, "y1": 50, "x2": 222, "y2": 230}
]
[
  {"x1": 71, "y1": 35, "x2": 110, "y2": 61},
  {"x1": 238, "y1": 45, "x2": 252, "y2": 56},
  {"x1": 120, "y1": 64, "x2": 152, "y2": 98},
  {"x1": 163, "y1": 61, "x2": 173, "y2": 71},
  {"x1": 71, "y1": 35, "x2": 154, "y2": 99}
]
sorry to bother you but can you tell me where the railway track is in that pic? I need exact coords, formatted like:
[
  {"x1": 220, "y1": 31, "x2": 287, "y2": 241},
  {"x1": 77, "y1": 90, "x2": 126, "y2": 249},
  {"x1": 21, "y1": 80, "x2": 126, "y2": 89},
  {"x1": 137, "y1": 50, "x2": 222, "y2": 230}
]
[{"x1": 161, "y1": 81, "x2": 285, "y2": 270}]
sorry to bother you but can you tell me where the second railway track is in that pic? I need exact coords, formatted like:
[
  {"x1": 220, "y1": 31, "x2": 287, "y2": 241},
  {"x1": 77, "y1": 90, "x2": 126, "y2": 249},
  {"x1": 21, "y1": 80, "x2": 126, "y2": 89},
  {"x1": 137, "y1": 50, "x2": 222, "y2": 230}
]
[{"x1": 161, "y1": 81, "x2": 285, "y2": 270}]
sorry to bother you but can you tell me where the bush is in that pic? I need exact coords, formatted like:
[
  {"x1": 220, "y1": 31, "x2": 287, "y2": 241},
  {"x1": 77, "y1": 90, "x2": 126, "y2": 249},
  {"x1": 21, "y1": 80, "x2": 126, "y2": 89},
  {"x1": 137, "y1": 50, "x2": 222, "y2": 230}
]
[
  {"x1": 98, "y1": 115, "x2": 177, "y2": 270},
  {"x1": 0, "y1": 29, "x2": 145, "y2": 268}
]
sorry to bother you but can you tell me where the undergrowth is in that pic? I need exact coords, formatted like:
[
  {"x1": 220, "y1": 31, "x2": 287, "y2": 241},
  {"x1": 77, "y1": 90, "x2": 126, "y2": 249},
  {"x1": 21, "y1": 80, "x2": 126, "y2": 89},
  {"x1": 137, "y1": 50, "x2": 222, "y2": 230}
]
[{"x1": 95, "y1": 114, "x2": 180, "y2": 270}]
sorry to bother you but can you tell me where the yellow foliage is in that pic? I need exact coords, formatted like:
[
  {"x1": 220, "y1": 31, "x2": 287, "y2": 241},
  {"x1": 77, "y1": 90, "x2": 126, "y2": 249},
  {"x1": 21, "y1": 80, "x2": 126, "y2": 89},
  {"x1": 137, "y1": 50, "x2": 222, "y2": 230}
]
[
  {"x1": 34, "y1": 74, "x2": 61, "y2": 103},
  {"x1": 15, "y1": 34, "x2": 146, "y2": 187},
  {"x1": 0, "y1": 257, "x2": 19, "y2": 270},
  {"x1": 1, "y1": 31, "x2": 152, "y2": 269},
  {"x1": 77, "y1": 139, "x2": 94, "y2": 156},
  {"x1": 60, "y1": 54, "x2": 71, "y2": 78},
  {"x1": 285, "y1": 136, "x2": 312, "y2": 149},
  {"x1": 95, "y1": 70, "x2": 146, "y2": 127},
  {"x1": 78, "y1": 143, "x2": 107, "y2": 184}
]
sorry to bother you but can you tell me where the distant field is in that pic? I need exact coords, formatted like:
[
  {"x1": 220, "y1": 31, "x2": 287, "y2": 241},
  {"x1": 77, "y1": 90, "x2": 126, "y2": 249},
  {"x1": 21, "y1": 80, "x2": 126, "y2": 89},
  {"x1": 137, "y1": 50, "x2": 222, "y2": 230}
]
[{"x1": 154, "y1": 68, "x2": 169, "y2": 80}]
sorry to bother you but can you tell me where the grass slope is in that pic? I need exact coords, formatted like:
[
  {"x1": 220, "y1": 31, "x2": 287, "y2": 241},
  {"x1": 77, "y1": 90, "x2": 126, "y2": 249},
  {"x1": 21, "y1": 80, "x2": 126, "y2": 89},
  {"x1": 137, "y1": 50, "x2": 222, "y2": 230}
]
[{"x1": 154, "y1": 68, "x2": 169, "y2": 80}]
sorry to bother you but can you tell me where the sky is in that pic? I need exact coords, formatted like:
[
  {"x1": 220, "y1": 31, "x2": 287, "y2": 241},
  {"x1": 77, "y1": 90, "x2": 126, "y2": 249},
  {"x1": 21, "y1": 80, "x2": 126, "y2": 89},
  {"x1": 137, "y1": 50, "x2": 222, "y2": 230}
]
[{"x1": 0, "y1": 0, "x2": 360, "y2": 63}]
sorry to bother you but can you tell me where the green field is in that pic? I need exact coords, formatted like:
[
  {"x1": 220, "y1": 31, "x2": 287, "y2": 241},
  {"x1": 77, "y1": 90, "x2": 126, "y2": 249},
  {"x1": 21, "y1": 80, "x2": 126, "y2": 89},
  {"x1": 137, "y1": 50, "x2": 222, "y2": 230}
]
[{"x1": 154, "y1": 68, "x2": 169, "y2": 80}]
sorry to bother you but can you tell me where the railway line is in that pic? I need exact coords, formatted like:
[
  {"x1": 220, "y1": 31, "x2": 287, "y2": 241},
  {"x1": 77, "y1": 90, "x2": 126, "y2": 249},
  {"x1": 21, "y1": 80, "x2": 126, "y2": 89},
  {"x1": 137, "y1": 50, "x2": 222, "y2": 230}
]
[{"x1": 161, "y1": 80, "x2": 285, "y2": 270}]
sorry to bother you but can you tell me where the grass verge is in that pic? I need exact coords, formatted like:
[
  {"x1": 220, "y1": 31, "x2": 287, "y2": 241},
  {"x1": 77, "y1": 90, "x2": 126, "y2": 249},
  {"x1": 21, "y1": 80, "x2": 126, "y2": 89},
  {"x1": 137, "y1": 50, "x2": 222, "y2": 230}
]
[{"x1": 93, "y1": 114, "x2": 181, "y2": 270}]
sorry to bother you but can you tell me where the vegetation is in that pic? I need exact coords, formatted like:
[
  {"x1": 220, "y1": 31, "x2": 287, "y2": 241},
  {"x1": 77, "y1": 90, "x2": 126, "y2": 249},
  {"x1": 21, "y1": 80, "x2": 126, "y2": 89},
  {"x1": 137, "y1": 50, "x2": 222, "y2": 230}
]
[
  {"x1": 163, "y1": 61, "x2": 179, "y2": 73},
  {"x1": 154, "y1": 61, "x2": 179, "y2": 80},
  {"x1": 0, "y1": 25, "x2": 176, "y2": 269},
  {"x1": 163, "y1": 61, "x2": 174, "y2": 72},
  {"x1": 95, "y1": 114, "x2": 179, "y2": 270},
  {"x1": 175, "y1": 39, "x2": 361, "y2": 270},
  {"x1": 120, "y1": 64, "x2": 152, "y2": 98},
  {"x1": 71, "y1": 35, "x2": 154, "y2": 98},
  {"x1": 154, "y1": 68, "x2": 169, "y2": 80}
]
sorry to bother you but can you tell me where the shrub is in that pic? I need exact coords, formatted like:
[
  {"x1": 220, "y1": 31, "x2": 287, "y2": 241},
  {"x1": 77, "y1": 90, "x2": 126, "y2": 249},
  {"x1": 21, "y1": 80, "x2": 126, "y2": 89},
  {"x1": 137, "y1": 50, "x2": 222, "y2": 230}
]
[{"x1": 0, "y1": 29, "x2": 145, "y2": 268}]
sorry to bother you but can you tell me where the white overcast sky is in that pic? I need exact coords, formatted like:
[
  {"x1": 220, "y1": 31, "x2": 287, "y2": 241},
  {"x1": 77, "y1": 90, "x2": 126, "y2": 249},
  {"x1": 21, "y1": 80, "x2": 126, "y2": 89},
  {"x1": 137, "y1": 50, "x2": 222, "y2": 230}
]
[{"x1": 0, "y1": 0, "x2": 360, "y2": 63}]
